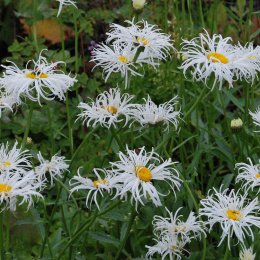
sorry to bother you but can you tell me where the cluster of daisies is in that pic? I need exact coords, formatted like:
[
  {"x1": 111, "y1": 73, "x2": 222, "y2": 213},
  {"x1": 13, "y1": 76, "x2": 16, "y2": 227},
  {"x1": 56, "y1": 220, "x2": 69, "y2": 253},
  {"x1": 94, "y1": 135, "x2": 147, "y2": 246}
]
[
  {"x1": 91, "y1": 18, "x2": 174, "y2": 87},
  {"x1": 70, "y1": 146, "x2": 182, "y2": 210},
  {"x1": 146, "y1": 207, "x2": 205, "y2": 260},
  {"x1": 77, "y1": 87, "x2": 181, "y2": 131},
  {"x1": 0, "y1": 141, "x2": 69, "y2": 212},
  {"x1": 145, "y1": 156, "x2": 260, "y2": 259},
  {"x1": 0, "y1": 50, "x2": 77, "y2": 117},
  {"x1": 179, "y1": 29, "x2": 260, "y2": 90}
]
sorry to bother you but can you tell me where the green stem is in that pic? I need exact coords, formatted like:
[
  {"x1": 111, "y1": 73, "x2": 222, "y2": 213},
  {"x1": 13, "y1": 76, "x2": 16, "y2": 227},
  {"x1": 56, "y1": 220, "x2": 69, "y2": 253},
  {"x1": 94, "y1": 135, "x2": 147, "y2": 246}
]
[
  {"x1": 199, "y1": 0, "x2": 205, "y2": 28},
  {"x1": 46, "y1": 102, "x2": 55, "y2": 155},
  {"x1": 164, "y1": 0, "x2": 168, "y2": 34},
  {"x1": 219, "y1": 91, "x2": 235, "y2": 166},
  {"x1": 110, "y1": 126, "x2": 125, "y2": 152},
  {"x1": 66, "y1": 91, "x2": 74, "y2": 156},
  {"x1": 57, "y1": 208, "x2": 98, "y2": 259},
  {"x1": 183, "y1": 85, "x2": 207, "y2": 121},
  {"x1": 223, "y1": 239, "x2": 230, "y2": 260},
  {"x1": 73, "y1": 10, "x2": 80, "y2": 105},
  {"x1": 33, "y1": 0, "x2": 39, "y2": 55},
  {"x1": 0, "y1": 211, "x2": 4, "y2": 260},
  {"x1": 114, "y1": 205, "x2": 137, "y2": 260},
  {"x1": 70, "y1": 125, "x2": 100, "y2": 165},
  {"x1": 21, "y1": 100, "x2": 34, "y2": 151},
  {"x1": 5, "y1": 211, "x2": 9, "y2": 259}
]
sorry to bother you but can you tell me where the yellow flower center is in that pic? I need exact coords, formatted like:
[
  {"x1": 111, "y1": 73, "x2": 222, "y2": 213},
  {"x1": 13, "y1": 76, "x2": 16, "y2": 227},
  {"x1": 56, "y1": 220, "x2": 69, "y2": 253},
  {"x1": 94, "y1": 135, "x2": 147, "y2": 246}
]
[
  {"x1": 226, "y1": 210, "x2": 242, "y2": 220},
  {"x1": 256, "y1": 173, "x2": 260, "y2": 178},
  {"x1": 0, "y1": 184, "x2": 12, "y2": 196},
  {"x1": 47, "y1": 166, "x2": 50, "y2": 171},
  {"x1": 207, "y1": 53, "x2": 228, "y2": 64},
  {"x1": 137, "y1": 36, "x2": 149, "y2": 46},
  {"x1": 172, "y1": 245, "x2": 176, "y2": 249},
  {"x1": 118, "y1": 56, "x2": 129, "y2": 63},
  {"x1": 101, "y1": 106, "x2": 118, "y2": 114},
  {"x1": 174, "y1": 225, "x2": 187, "y2": 232},
  {"x1": 3, "y1": 162, "x2": 11, "y2": 167},
  {"x1": 135, "y1": 166, "x2": 152, "y2": 182},
  {"x1": 248, "y1": 55, "x2": 257, "y2": 60},
  {"x1": 26, "y1": 72, "x2": 48, "y2": 79},
  {"x1": 93, "y1": 180, "x2": 106, "y2": 188}
]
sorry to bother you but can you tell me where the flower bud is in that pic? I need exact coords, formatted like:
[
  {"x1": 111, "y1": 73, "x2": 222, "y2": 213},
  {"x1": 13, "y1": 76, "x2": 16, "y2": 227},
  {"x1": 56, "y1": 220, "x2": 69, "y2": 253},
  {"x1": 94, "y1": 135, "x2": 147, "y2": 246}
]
[
  {"x1": 133, "y1": 0, "x2": 146, "y2": 13},
  {"x1": 231, "y1": 118, "x2": 243, "y2": 133}
]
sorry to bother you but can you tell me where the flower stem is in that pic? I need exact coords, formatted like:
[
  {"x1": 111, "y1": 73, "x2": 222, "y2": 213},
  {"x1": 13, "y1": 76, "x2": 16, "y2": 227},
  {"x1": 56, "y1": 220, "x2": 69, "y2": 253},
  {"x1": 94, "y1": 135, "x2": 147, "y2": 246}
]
[
  {"x1": 223, "y1": 239, "x2": 230, "y2": 260},
  {"x1": 114, "y1": 205, "x2": 137, "y2": 260},
  {"x1": 70, "y1": 124, "x2": 100, "y2": 165},
  {"x1": 110, "y1": 126, "x2": 125, "y2": 152},
  {"x1": 56, "y1": 208, "x2": 98, "y2": 259},
  {"x1": 21, "y1": 100, "x2": 34, "y2": 151},
  {"x1": 33, "y1": 0, "x2": 39, "y2": 55},
  {"x1": 183, "y1": 85, "x2": 207, "y2": 121},
  {"x1": 0, "y1": 211, "x2": 4, "y2": 260},
  {"x1": 219, "y1": 91, "x2": 235, "y2": 166},
  {"x1": 5, "y1": 210, "x2": 9, "y2": 259}
]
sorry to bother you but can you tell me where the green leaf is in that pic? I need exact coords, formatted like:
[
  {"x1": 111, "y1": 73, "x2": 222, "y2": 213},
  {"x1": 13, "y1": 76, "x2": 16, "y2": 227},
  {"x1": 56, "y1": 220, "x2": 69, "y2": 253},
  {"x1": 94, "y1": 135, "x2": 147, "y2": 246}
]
[
  {"x1": 30, "y1": 207, "x2": 45, "y2": 241},
  {"x1": 221, "y1": 173, "x2": 234, "y2": 189},
  {"x1": 88, "y1": 231, "x2": 120, "y2": 246}
]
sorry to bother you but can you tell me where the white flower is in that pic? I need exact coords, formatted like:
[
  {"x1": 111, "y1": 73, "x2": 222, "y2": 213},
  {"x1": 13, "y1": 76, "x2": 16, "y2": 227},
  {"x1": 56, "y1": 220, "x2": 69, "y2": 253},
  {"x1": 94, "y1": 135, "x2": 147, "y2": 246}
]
[
  {"x1": 146, "y1": 234, "x2": 189, "y2": 260},
  {"x1": 0, "y1": 141, "x2": 32, "y2": 173},
  {"x1": 199, "y1": 187, "x2": 260, "y2": 249},
  {"x1": 110, "y1": 146, "x2": 182, "y2": 209},
  {"x1": 35, "y1": 152, "x2": 70, "y2": 185},
  {"x1": 153, "y1": 207, "x2": 206, "y2": 240},
  {"x1": 0, "y1": 170, "x2": 42, "y2": 212},
  {"x1": 179, "y1": 29, "x2": 238, "y2": 90},
  {"x1": 132, "y1": 0, "x2": 146, "y2": 10},
  {"x1": 106, "y1": 18, "x2": 174, "y2": 63},
  {"x1": 90, "y1": 43, "x2": 144, "y2": 87},
  {"x1": 0, "y1": 91, "x2": 18, "y2": 118},
  {"x1": 77, "y1": 87, "x2": 136, "y2": 129},
  {"x1": 132, "y1": 95, "x2": 181, "y2": 131},
  {"x1": 249, "y1": 107, "x2": 260, "y2": 131},
  {"x1": 233, "y1": 42, "x2": 260, "y2": 83},
  {"x1": 69, "y1": 168, "x2": 117, "y2": 210},
  {"x1": 235, "y1": 158, "x2": 260, "y2": 192},
  {"x1": 0, "y1": 50, "x2": 77, "y2": 104},
  {"x1": 239, "y1": 246, "x2": 256, "y2": 260},
  {"x1": 56, "y1": 0, "x2": 77, "y2": 17}
]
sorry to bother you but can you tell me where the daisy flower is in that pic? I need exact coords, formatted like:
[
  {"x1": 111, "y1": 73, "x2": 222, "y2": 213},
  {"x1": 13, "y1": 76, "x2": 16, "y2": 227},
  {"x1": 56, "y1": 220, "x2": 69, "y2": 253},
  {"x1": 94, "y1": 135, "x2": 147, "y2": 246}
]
[
  {"x1": 199, "y1": 187, "x2": 260, "y2": 249},
  {"x1": 0, "y1": 141, "x2": 32, "y2": 173},
  {"x1": 233, "y1": 42, "x2": 260, "y2": 83},
  {"x1": 0, "y1": 91, "x2": 18, "y2": 118},
  {"x1": 0, "y1": 170, "x2": 42, "y2": 212},
  {"x1": 235, "y1": 158, "x2": 260, "y2": 192},
  {"x1": 35, "y1": 152, "x2": 70, "y2": 185},
  {"x1": 249, "y1": 107, "x2": 260, "y2": 131},
  {"x1": 0, "y1": 50, "x2": 77, "y2": 104},
  {"x1": 179, "y1": 29, "x2": 237, "y2": 90},
  {"x1": 106, "y1": 18, "x2": 174, "y2": 63},
  {"x1": 90, "y1": 43, "x2": 144, "y2": 88},
  {"x1": 132, "y1": 95, "x2": 181, "y2": 131},
  {"x1": 153, "y1": 207, "x2": 206, "y2": 240},
  {"x1": 110, "y1": 146, "x2": 182, "y2": 209},
  {"x1": 239, "y1": 246, "x2": 256, "y2": 260},
  {"x1": 146, "y1": 233, "x2": 189, "y2": 260},
  {"x1": 69, "y1": 168, "x2": 118, "y2": 210},
  {"x1": 56, "y1": 0, "x2": 77, "y2": 17},
  {"x1": 77, "y1": 87, "x2": 136, "y2": 129}
]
